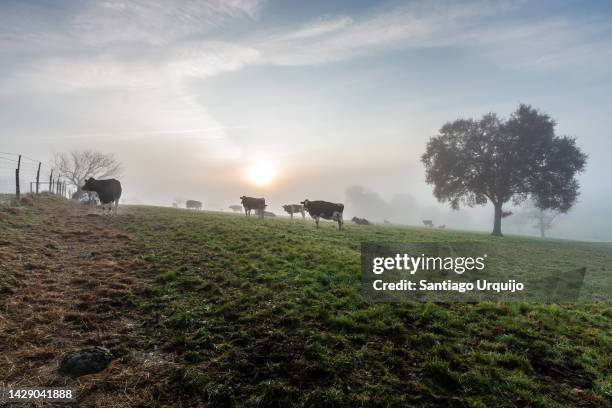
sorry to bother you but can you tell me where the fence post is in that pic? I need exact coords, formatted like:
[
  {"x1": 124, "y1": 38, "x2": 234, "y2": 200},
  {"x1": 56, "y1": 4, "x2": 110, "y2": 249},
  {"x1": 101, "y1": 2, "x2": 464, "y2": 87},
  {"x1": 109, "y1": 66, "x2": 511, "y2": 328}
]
[
  {"x1": 36, "y1": 162, "x2": 41, "y2": 194},
  {"x1": 15, "y1": 155, "x2": 21, "y2": 200},
  {"x1": 49, "y1": 170, "x2": 53, "y2": 193},
  {"x1": 56, "y1": 176, "x2": 60, "y2": 195}
]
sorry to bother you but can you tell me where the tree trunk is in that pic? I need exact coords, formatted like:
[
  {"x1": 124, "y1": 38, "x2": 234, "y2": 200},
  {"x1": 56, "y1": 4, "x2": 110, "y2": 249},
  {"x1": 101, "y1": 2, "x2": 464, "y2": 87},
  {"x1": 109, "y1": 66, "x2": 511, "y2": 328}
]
[
  {"x1": 492, "y1": 202, "x2": 503, "y2": 236},
  {"x1": 539, "y1": 211, "x2": 546, "y2": 238}
]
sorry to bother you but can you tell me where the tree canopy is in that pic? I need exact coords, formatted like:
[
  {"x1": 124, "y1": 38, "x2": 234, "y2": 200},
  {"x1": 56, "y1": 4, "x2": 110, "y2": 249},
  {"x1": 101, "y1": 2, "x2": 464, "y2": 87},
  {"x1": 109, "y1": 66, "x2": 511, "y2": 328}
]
[{"x1": 421, "y1": 104, "x2": 587, "y2": 236}]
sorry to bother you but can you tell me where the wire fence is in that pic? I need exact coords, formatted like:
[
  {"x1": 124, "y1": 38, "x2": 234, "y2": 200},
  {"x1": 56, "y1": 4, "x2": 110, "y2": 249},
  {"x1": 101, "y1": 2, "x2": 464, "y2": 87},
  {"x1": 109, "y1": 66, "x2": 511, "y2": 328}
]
[{"x1": 0, "y1": 152, "x2": 73, "y2": 204}]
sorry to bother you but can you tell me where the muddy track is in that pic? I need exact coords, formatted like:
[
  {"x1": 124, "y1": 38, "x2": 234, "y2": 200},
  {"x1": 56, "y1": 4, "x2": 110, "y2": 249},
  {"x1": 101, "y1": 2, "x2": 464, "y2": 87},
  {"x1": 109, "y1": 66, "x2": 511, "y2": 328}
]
[{"x1": 0, "y1": 196, "x2": 175, "y2": 407}]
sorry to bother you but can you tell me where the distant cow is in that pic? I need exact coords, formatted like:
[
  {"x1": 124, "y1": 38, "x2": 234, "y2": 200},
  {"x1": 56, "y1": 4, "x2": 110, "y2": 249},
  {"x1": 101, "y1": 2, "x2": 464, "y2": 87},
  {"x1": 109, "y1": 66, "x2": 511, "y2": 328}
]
[
  {"x1": 240, "y1": 196, "x2": 266, "y2": 218},
  {"x1": 81, "y1": 177, "x2": 122, "y2": 216},
  {"x1": 256, "y1": 209, "x2": 276, "y2": 217},
  {"x1": 438, "y1": 224, "x2": 446, "y2": 229},
  {"x1": 383, "y1": 220, "x2": 392, "y2": 224},
  {"x1": 351, "y1": 217, "x2": 371, "y2": 225},
  {"x1": 283, "y1": 204, "x2": 305, "y2": 220},
  {"x1": 301, "y1": 199, "x2": 344, "y2": 230},
  {"x1": 422, "y1": 220, "x2": 434, "y2": 227},
  {"x1": 186, "y1": 200, "x2": 202, "y2": 210},
  {"x1": 229, "y1": 205, "x2": 243, "y2": 212}
]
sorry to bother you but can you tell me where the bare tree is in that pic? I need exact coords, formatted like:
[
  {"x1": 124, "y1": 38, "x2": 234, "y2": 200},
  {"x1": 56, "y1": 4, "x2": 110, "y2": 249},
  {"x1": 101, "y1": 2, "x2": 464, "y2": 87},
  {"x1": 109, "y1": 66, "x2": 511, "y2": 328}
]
[
  {"x1": 517, "y1": 202, "x2": 560, "y2": 238},
  {"x1": 53, "y1": 150, "x2": 122, "y2": 198}
]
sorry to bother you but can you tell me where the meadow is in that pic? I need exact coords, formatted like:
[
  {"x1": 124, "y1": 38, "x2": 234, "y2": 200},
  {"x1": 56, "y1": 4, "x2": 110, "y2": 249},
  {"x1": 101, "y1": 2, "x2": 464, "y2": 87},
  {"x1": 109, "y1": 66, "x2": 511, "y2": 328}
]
[{"x1": 117, "y1": 205, "x2": 611, "y2": 407}]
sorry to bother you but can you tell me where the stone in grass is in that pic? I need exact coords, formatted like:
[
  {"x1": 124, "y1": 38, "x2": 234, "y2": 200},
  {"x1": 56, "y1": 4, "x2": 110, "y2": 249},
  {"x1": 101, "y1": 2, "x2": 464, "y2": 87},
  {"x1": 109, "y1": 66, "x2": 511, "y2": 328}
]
[{"x1": 58, "y1": 346, "x2": 113, "y2": 377}]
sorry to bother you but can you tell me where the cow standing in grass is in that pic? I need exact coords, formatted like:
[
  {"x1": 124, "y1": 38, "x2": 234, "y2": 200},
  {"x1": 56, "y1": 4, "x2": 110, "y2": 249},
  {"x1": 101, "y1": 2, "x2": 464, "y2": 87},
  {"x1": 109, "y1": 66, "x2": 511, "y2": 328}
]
[
  {"x1": 240, "y1": 196, "x2": 266, "y2": 219},
  {"x1": 301, "y1": 199, "x2": 344, "y2": 230},
  {"x1": 81, "y1": 177, "x2": 122, "y2": 216},
  {"x1": 283, "y1": 204, "x2": 305, "y2": 220},
  {"x1": 186, "y1": 200, "x2": 202, "y2": 210}
]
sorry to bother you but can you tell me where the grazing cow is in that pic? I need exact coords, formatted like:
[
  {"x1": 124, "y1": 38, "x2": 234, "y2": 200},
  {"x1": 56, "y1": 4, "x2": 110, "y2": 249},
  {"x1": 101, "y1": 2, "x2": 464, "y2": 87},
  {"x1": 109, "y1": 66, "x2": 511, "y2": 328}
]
[
  {"x1": 351, "y1": 216, "x2": 371, "y2": 225},
  {"x1": 383, "y1": 220, "x2": 392, "y2": 224},
  {"x1": 438, "y1": 224, "x2": 446, "y2": 229},
  {"x1": 81, "y1": 177, "x2": 122, "y2": 216},
  {"x1": 186, "y1": 200, "x2": 202, "y2": 210},
  {"x1": 283, "y1": 204, "x2": 305, "y2": 220},
  {"x1": 422, "y1": 220, "x2": 434, "y2": 227},
  {"x1": 229, "y1": 205, "x2": 243, "y2": 212},
  {"x1": 240, "y1": 196, "x2": 266, "y2": 218},
  {"x1": 301, "y1": 199, "x2": 344, "y2": 230},
  {"x1": 256, "y1": 209, "x2": 276, "y2": 217}
]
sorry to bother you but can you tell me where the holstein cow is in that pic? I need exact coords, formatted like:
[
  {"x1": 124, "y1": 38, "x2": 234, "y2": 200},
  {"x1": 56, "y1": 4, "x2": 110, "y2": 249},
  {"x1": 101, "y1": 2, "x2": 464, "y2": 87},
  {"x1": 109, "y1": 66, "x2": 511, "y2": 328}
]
[
  {"x1": 301, "y1": 199, "x2": 344, "y2": 230},
  {"x1": 81, "y1": 177, "x2": 122, "y2": 216},
  {"x1": 240, "y1": 196, "x2": 266, "y2": 219},
  {"x1": 282, "y1": 204, "x2": 305, "y2": 220},
  {"x1": 186, "y1": 200, "x2": 202, "y2": 210},
  {"x1": 422, "y1": 220, "x2": 434, "y2": 227}
]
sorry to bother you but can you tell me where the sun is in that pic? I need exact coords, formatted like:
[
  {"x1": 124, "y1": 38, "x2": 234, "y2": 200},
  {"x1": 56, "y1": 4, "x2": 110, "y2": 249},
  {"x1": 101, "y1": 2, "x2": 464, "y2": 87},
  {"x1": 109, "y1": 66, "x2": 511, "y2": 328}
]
[{"x1": 248, "y1": 160, "x2": 276, "y2": 186}]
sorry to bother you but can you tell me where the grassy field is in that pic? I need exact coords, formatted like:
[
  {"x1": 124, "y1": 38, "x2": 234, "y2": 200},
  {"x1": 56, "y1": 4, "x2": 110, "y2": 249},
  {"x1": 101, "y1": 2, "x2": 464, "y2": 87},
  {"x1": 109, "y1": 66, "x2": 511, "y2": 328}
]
[{"x1": 114, "y1": 205, "x2": 611, "y2": 407}]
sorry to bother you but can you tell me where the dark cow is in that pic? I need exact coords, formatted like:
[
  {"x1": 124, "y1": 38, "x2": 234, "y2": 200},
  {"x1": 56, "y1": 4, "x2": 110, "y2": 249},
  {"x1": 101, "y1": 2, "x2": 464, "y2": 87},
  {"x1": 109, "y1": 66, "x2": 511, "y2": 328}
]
[
  {"x1": 438, "y1": 224, "x2": 446, "y2": 229},
  {"x1": 229, "y1": 205, "x2": 243, "y2": 212},
  {"x1": 422, "y1": 220, "x2": 434, "y2": 227},
  {"x1": 240, "y1": 196, "x2": 266, "y2": 218},
  {"x1": 301, "y1": 199, "x2": 344, "y2": 230},
  {"x1": 256, "y1": 209, "x2": 276, "y2": 217},
  {"x1": 81, "y1": 177, "x2": 122, "y2": 216},
  {"x1": 186, "y1": 200, "x2": 202, "y2": 210},
  {"x1": 282, "y1": 204, "x2": 305, "y2": 220},
  {"x1": 351, "y1": 216, "x2": 371, "y2": 225}
]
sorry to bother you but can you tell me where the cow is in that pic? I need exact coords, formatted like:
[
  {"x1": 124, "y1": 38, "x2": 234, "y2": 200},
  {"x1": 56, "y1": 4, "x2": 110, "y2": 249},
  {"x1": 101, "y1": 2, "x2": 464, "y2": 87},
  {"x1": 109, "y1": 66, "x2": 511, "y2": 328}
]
[
  {"x1": 301, "y1": 199, "x2": 344, "y2": 230},
  {"x1": 282, "y1": 204, "x2": 305, "y2": 220},
  {"x1": 256, "y1": 209, "x2": 276, "y2": 217},
  {"x1": 229, "y1": 205, "x2": 243, "y2": 212},
  {"x1": 351, "y1": 216, "x2": 371, "y2": 225},
  {"x1": 438, "y1": 224, "x2": 446, "y2": 229},
  {"x1": 383, "y1": 220, "x2": 392, "y2": 224},
  {"x1": 186, "y1": 200, "x2": 202, "y2": 210},
  {"x1": 81, "y1": 177, "x2": 122, "y2": 216},
  {"x1": 422, "y1": 220, "x2": 434, "y2": 227},
  {"x1": 240, "y1": 196, "x2": 266, "y2": 218}
]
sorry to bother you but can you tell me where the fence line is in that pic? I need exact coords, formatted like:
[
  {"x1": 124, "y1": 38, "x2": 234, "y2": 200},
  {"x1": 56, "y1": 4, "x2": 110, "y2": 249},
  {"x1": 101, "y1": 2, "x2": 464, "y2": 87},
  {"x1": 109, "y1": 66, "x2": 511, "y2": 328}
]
[{"x1": 0, "y1": 152, "x2": 71, "y2": 202}]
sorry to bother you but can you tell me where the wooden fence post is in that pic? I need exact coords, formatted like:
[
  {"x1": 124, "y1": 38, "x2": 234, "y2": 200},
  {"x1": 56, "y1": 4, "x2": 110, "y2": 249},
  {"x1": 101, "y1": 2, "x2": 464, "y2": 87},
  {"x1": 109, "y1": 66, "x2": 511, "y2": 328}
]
[
  {"x1": 15, "y1": 155, "x2": 21, "y2": 199},
  {"x1": 49, "y1": 170, "x2": 53, "y2": 193},
  {"x1": 36, "y1": 162, "x2": 41, "y2": 194},
  {"x1": 56, "y1": 176, "x2": 60, "y2": 195}
]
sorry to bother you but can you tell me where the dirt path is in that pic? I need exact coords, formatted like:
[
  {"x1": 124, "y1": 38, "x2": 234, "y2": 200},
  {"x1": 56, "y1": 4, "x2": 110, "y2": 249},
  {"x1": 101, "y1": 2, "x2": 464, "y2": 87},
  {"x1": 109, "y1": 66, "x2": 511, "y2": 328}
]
[{"x1": 0, "y1": 196, "x2": 173, "y2": 407}]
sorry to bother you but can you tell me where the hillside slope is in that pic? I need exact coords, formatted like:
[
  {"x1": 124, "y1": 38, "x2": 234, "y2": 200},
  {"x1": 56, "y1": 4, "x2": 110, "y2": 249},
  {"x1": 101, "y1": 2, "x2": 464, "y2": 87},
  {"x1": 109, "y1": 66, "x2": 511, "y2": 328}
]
[{"x1": 1, "y1": 199, "x2": 610, "y2": 406}]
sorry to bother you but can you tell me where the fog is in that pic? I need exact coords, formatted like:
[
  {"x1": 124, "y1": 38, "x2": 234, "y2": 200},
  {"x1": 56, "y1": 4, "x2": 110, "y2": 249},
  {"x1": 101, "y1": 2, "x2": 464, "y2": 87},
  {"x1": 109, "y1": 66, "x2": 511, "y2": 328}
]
[{"x1": 1, "y1": 0, "x2": 611, "y2": 241}]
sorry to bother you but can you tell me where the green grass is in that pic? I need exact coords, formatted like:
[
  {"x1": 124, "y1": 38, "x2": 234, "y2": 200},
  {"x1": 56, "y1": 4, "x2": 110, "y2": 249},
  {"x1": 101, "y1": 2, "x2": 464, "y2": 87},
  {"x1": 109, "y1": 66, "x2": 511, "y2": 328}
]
[{"x1": 119, "y1": 207, "x2": 609, "y2": 406}]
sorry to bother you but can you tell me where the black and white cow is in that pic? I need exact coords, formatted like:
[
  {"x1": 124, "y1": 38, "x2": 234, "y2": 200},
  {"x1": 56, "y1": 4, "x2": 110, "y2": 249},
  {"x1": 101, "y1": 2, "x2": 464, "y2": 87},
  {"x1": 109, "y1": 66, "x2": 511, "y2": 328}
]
[
  {"x1": 186, "y1": 200, "x2": 202, "y2": 210},
  {"x1": 240, "y1": 196, "x2": 266, "y2": 218},
  {"x1": 81, "y1": 177, "x2": 122, "y2": 216},
  {"x1": 301, "y1": 199, "x2": 344, "y2": 230},
  {"x1": 282, "y1": 204, "x2": 305, "y2": 220}
]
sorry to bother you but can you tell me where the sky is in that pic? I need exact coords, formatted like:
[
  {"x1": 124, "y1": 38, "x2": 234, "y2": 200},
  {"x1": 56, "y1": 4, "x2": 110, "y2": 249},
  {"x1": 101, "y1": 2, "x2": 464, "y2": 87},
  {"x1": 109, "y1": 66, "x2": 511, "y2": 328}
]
[{"x1": 1, "y1": 0, "x2": 611, "y2": 240}]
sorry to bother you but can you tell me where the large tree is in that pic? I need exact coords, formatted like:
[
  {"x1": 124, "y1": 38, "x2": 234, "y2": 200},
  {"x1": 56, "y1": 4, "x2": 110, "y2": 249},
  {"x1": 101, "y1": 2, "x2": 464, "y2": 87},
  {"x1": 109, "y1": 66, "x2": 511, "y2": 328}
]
[
  {"x1": 53, "y1": 150, "x2": 122, "y2": 197},
  {"x1": 421, "y1": 104, "x2": 587, "y2": 236}
]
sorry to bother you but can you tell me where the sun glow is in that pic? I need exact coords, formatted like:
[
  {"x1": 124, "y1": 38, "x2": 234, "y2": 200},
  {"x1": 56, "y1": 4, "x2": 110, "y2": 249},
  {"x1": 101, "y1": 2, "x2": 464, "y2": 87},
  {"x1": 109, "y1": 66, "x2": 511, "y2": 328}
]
[{"x1": 248, "y1": 160, "x2": 276, "y2": 186}]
